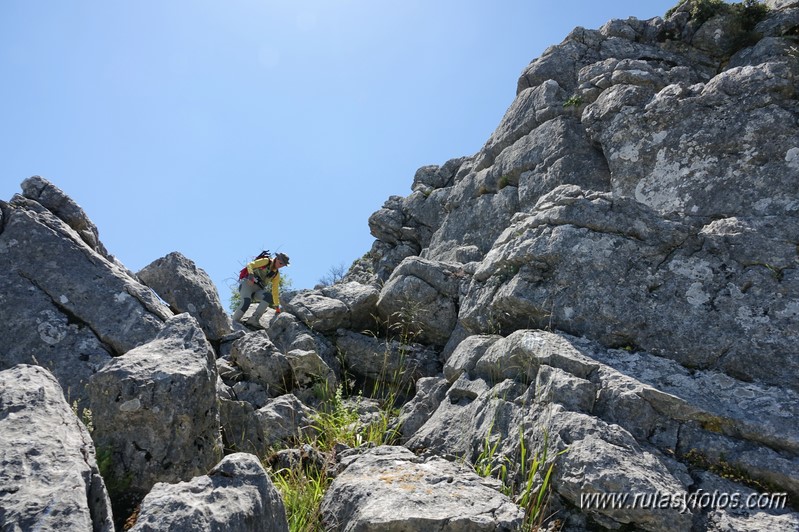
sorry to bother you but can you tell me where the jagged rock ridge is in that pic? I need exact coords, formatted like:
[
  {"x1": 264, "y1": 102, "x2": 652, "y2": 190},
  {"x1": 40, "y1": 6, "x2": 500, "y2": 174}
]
[{"x1": 1, "y1": 1, "x2": 799, "y2": 531}]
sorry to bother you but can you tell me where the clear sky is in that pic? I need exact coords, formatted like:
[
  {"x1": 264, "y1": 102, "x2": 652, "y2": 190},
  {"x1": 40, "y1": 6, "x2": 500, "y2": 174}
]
[{"x1": 1, "y1": 0, "x2": 679, "y2": 310}]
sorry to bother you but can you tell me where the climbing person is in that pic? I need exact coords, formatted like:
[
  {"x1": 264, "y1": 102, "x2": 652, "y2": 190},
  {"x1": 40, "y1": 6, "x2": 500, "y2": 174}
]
[{"x1": 232, "y1": 251, "x2": 290, "y2": 327}]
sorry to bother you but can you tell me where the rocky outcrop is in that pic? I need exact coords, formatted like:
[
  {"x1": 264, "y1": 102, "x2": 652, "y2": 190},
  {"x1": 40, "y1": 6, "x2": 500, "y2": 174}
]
[
  {"x1": 130, "y1": 453, "x2": 288, "y2": 532},
  {"x1": 0, "y1": 365, "x2": 114, "y2": 532},
  {"x1": 20, "y1": 175, "x2": 110, "y2": 259},
  {"x1": 404, "y1": 329, "x2": 799, "y2": 530},
  {"x1": 229, "y1": 330, "x2": 294, "y2": 396},
  {"x1": 460, "y1": 185, "x2": 799, "y2": 390},
  {"x1": 0, "y1": 179, "x2": 172, "y2": 406},
  {"x1": 362, "y1": 0, "x2": 799, "y2": 392},
  {"x1": 320, "y1": 446, "x2": 524, "y2": 531},
  {"x1": 349, "y1": 6, "x2": 799, "y2": 527}
]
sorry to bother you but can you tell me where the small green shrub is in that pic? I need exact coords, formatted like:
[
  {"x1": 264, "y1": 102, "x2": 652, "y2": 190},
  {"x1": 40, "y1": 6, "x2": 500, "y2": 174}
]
[
  {"x1": 71, "y1": 401, "x2": 94, "y2": 433},
  {"x1": 563, "y1": 95, "x2": 583, "y2": 108}
]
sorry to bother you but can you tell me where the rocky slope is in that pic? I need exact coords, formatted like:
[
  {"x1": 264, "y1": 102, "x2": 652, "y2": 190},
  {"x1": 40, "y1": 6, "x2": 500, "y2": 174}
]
[{"x1": 2, "y1": 1, "x2": 799, "y2": 531}]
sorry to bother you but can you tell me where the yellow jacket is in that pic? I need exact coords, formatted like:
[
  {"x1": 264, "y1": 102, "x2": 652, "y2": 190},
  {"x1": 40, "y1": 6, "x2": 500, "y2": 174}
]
[{"x1": 247, "y1": 257, "x2": 281, "y2": 307}]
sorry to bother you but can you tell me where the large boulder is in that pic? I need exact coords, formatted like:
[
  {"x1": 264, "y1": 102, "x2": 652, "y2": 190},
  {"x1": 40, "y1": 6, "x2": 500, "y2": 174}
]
[
  {"x1": 0, "y1": 179, "x2": 171, "y2": 406},
  {"x1": 130, "y1": 453, "x2": 288, "y2": 532},
  {"x1": 0, "y1": 364, "x2": 113, "y2": 532},
  {"x1": 284, "y1": 292, "x2": 350, "y2": 333},
  {"x1": 320, "y1": 281, "x2": 380, "y2": 332},
  {"x1": 137, "y1": 251, "x2": 233, "y2": 342},
  {"x1": 20, "y1": 175, "x2": 109, "y2": 258},
  {"x1": 219, "y1": 396, "x2": 266, "y2": 456},
  {"x1": 320, "y1": 446, "x2": 524, "y2": 531},
  {"x1": 267, "y1": 312, "x2": 340, "y2": 376},
  {"x1": 87, "y1": 314, "x2": 222, "y2": 516},
  {"x1": 256, "y1": 394, "x2": 316, "y2": 450}
]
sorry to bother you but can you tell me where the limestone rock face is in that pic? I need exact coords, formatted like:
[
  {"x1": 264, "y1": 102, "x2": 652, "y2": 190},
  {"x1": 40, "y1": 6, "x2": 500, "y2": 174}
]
[
  {"x1": 376, "y1": 257, "x2": 464, "y2": 346},
  {"x1": 461, "y1": 185, "x2": 799, "y2": 390},
  {"x1": 357, "y1": 0, "x2": 799, "y2": 396},
  {"x1": 0, "y1": 365, "x2": 114, "y2": 532}
]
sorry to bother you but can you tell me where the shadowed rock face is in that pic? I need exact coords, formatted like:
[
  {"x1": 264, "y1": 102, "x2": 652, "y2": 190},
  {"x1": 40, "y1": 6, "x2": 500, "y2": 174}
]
[{"x1": 2, "y1": 3, "x2": 799, "y2": 531}]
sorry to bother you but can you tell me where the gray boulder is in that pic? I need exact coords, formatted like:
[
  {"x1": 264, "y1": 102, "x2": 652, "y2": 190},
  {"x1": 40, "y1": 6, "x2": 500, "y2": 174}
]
[
  {"x1": 267, "y1": 312, "x2": 340, "y2": 377},
  {"x1": 284, "y1": 291, "x2": 350, "y2": 333},
  {"x1": 229, "y1": 330, "x2": 293, "y2": 396},
  {"x1": 137, "y1": 251, "x2": 233, "y2": 341},
  {"x1": 547, "y1": 404, "x2": 693, "y2": 532},
  {"x1": 129, "y1": 453, "x2": 288, "y2": 532},
  {"x1": 443, "y1": 334, "x2": 501, "y2": 383},
  {"x1": 411, "y1": 157, "x2": 466, "y2": 192},
  {"x1": 219, "y1": 396, "x2": 265, "y2": 456},
  {"x1": 320, "y1": 446, "x2": 524, "y2": 531},
  {"x1": 87, "y1": 314, "x2": 222, "y2": 511},
  {"x1": 256, "y1": 394, "x2": 316, "y2": 450},
  {"x1": 0, "y1": 364, "x2": 113, "y2": 532},
  {"x1": 321, "y1": 281, "x2": 380, "y2": 332},
  {"x1": 395, "y1": 376, "x2": 449, "y2": 442},
  {"x1": 285, "y1": 348, "x2": 338, "y2": 403},
  {"x1": 0, "y1": 182, "x2": 171, "y2": 407}
]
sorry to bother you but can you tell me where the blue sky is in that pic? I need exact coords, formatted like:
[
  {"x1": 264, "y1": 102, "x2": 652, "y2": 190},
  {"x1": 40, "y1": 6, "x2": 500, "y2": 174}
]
[{"x1": 1, "y1": 0, "x2": 678, "y2": 310}]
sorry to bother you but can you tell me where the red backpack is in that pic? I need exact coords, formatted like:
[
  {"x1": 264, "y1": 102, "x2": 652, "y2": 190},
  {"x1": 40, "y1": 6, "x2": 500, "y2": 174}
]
[{"x1": 238, "y1": 250, "x2": 271, "y2": 280}]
